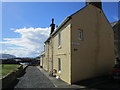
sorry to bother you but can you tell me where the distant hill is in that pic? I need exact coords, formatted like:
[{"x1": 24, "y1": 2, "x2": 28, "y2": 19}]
[{"x1": 0, "y1": 54, "x2": 16, "y2": 59}]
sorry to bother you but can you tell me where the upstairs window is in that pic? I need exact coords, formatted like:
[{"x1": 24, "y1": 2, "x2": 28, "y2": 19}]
[
  {"x1": 58, "y1": 32, "x2": 61, "y2": 47},
  {"x1": 78, "y1": 30, "x2": 83, "y2": 40},
  {"x1": 44, "y1": 44, "x2": 45, "y2": 51},
  {"x1": 45, "y1": 44, "x2": 47, "y2": 51}
]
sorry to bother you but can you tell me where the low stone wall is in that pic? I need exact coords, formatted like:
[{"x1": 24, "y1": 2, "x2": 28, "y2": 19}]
[{"x1": 2, "y1": 65, "x2": 28, "y2": 88}]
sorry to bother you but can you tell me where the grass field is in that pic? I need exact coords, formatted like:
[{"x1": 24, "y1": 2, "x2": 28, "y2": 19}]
[{"x1": 0, "y1": 64, "x2": 21, "y2": 78}]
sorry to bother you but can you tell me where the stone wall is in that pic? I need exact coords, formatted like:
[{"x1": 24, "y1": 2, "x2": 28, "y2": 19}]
[{"x1": 2, "y1": 65, "x2": 27, "y2": 88}]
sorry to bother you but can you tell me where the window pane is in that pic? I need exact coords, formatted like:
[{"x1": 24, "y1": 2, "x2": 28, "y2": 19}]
[
  {"x1": 58, "y1": 58, "x2": 61, "y2": 71},
  {"x1": 78, "y1": 30, "x2": 83, "y2": 40},
  {"x1": 58, "y1": 32, "x2": 61, "y2": 47}
]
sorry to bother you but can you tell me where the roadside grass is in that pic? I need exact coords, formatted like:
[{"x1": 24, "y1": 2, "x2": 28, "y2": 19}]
[{"x1": 0, "y1": 64, "x2": 21, "y2": 78}]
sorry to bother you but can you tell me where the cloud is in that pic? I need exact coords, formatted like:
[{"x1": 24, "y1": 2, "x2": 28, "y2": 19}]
[
  {"x1": 1, "y1": 27, "x2": 50, "y2": 57},
  {"x1": 10, "y1": 28, "x2": 15, "y2": 31}
]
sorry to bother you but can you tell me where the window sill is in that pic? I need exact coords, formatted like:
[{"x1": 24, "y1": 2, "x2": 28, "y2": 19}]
[
  {"x1": 58, "y1": 45, "x2": 62, "y2": 49},
  {"x1": 58, "y1": 71, "x2": 61, "y2": 73}
]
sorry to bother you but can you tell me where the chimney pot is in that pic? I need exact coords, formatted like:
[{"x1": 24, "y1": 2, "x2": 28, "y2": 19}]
[
  {"x1": 52, "y1": 18, "x2": 54, "y2": 24},
  {"x1": 50, "y1": 18, "x2": 55, "y2": 35},
  {"x1": 86, "y1": 0, "x2": 102, "y2": 9}
]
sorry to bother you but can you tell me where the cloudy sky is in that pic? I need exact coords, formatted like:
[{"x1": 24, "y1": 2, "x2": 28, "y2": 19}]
[{"x1": 1, "y1": 2, "x2": 119, "y2": 57}]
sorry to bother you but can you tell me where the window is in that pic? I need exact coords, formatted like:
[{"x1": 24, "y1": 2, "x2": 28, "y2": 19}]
[
  {"x1": 78, "y1": 30, "x2": 83, "y2": 40},
  {"x1": 58, "y1": 32, "x2": 61, "y2": 47},
  {"x1": 44, "y1": 44, "x2": 45, "y2": 51},
  {"x1": 58, "y1": 58, "x2": 61, "y2": 71},
  {"x1": 45, "y1": 44, "x2": 47, "y2": 52}
]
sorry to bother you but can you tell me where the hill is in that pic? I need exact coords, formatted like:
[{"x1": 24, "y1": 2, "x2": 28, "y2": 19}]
[{"x1": 0, "y1": 54, "x2": 16, "y2": 59}]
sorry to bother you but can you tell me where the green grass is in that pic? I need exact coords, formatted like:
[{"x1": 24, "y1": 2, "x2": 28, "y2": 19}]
[{"x1": 0, "y1": 64, "x2": 21, "y2": 78}]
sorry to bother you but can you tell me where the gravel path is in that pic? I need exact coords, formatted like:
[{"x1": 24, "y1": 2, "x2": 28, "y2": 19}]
[{"x1": 14, "y1": 66, "x2": 55, "y2": 88}]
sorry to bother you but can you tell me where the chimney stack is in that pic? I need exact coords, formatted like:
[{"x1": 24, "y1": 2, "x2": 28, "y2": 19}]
[
  {"x1": 86, "y1": 0, "x2": 102, "y2": 9},
  {"x1": 50, "y1": 18, "x2": 55, "y2": 35}
]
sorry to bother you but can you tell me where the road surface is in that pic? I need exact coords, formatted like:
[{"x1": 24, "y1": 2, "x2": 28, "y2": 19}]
[{"x1": 14, "y1": 66, "x2": 55, "y2": 88}]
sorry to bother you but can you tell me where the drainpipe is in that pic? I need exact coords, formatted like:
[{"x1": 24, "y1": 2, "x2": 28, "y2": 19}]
[{"x1": 50, "y1": 39, "x2": 54, "y2": 76}]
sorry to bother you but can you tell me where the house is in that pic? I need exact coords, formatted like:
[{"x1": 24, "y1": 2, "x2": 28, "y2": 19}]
[
  {"x1": 40, "y1": 52, "x2": 46, "y2": 69},
  {"x1": 111, "y1": 20, "x2": 120, "y2": 58},
  {"x1": 41, "y1": 1, "x2": 115, "y2": 84}
]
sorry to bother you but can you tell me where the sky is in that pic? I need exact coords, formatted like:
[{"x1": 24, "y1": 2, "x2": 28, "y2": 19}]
[{"x1": 1, "y1": 2, "x2": 119, "y2": 57}]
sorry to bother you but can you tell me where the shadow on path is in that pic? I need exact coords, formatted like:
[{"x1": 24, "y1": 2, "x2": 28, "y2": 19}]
[
  {"x1": 75, "y1": 76, "x2": 120, "y2": 89},
  {"x1": 9, "y1": 71, "x2": 26, "y2": 89}
]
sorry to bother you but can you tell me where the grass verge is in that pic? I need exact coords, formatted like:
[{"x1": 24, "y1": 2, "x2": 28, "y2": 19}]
[{"x1": 0, "y1": 64, "x2": 21, "y2": 78}]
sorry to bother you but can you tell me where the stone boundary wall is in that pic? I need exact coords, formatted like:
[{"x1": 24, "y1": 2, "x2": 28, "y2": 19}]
[{"x1": 1, "y1": 65, "x2": 28, "y2": 88}]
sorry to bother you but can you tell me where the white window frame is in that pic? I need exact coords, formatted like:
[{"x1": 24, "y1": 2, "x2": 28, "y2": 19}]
[
  {"x1": 58, "y1": 32, "x2": 61, "y2": 47},
  {"x1": 78, "y1": 30, "x2": 83, "y2": 40},
  {"x1": 58, "y1": 58, "x2": 61, "y2": 72}
]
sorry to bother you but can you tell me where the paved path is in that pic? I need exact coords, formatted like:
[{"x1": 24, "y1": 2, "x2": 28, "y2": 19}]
[{"x1": 14, "y1": 66, "x2": 55, "y2": 88}]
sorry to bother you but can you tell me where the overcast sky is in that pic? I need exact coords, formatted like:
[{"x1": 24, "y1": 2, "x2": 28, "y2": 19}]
[{"x1": 1, "y1": 2, "x2": 119, "y2": 57}]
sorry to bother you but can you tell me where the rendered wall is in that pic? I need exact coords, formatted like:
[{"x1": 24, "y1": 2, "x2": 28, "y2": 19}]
[
  {"x1": 71, "y1": 5, "x2": 115, "y2": 83},
  {"x1": 52, "y1": 22, "x2": 72, "y2": 84},
  {"x1": 40, "y1": 56, "x2": 43, "y2": 67},
  {"x1": 44, "y1": 42, "x2": 49, "y2": 71}
]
